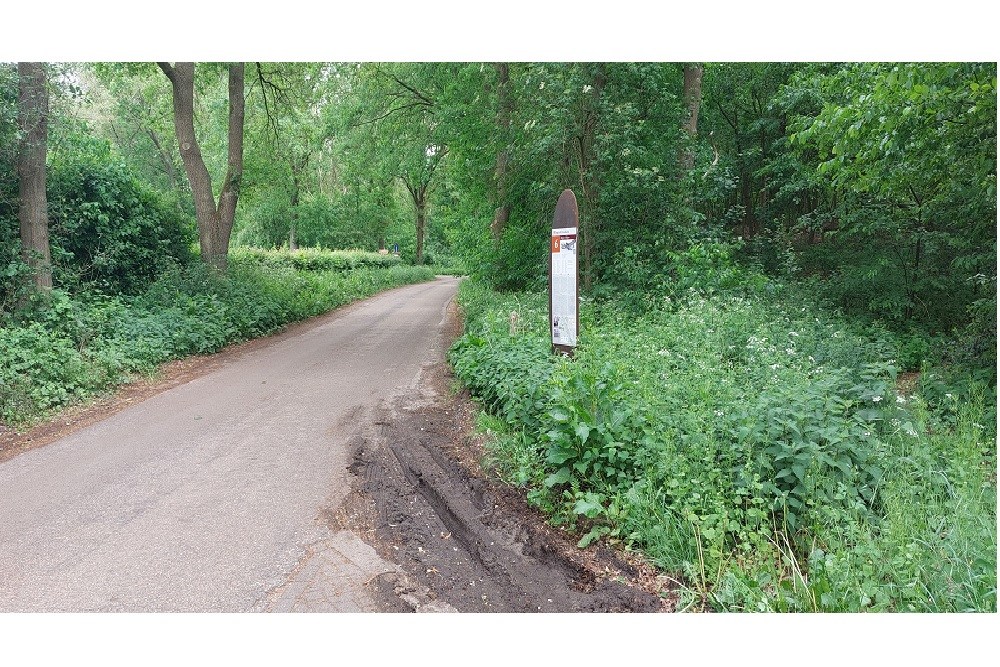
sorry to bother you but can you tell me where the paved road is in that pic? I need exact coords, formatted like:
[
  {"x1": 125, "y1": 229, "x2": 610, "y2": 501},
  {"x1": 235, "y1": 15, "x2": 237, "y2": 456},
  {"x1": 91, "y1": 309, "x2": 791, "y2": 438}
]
[{"x1": 0, "y1": 276, "x2": 459, "y2": 612}]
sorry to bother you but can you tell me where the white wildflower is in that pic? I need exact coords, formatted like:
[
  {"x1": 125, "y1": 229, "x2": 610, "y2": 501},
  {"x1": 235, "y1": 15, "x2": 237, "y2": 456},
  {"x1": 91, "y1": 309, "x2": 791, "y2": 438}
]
[
  {"x1": 872, "y1": 395, "x2": 882, "y2": 403},
  {"x1": 582, "y1": 84, "x2": 593, "y2": 93},
  {"x1": 896, "y1": 395, "x2": 906, "y2": 404}
]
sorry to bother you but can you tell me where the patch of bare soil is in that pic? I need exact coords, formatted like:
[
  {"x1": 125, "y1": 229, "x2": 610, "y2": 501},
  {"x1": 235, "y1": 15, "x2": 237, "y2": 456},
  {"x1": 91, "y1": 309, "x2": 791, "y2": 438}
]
[{"x1": 344, "y1": 302, "x2": 677, "y2": 612}]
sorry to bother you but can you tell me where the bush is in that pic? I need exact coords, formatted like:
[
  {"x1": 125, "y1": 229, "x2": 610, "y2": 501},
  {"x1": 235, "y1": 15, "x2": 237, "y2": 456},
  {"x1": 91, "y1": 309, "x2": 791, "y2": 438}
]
[
  {"x1": 229, "y1": 247, "x2": 401, "y2": 273},
  {"x1": 46, "y1": 133, "x2": 194, "y2": 293},
  {"x1": 449, "y1": 277, "x2": 996, "y2": 611}
]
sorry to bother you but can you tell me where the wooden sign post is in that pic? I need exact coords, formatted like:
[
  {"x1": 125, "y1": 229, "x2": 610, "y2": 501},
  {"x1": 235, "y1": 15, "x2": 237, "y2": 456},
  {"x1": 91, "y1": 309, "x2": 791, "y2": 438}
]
[{"x1": 549, "y1": 189, "x2": 579, "y2": 356}]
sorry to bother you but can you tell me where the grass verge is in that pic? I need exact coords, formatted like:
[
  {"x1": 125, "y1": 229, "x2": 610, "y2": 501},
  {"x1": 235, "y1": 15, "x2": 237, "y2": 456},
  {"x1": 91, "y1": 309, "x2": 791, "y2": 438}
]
[{"x1": 1, "y1": 260, "x2": 435, "y2": 426}]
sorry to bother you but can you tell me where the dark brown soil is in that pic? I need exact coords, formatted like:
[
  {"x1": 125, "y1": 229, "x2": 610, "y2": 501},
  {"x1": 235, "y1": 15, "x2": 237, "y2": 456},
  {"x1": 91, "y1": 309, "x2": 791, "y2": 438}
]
[{"x1": 345, "y1": 302, "x2": 677, "y2": 612}]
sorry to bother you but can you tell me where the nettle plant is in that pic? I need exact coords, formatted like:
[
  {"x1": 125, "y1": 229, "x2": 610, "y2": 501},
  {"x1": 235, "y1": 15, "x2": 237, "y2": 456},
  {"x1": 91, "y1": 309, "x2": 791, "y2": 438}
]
[
  {"x1": 726, "y1": 367, "x2": 888, "y2": 531},
  {"x1": 538, "y1": 363, "x2": 655, "y2": 545}
]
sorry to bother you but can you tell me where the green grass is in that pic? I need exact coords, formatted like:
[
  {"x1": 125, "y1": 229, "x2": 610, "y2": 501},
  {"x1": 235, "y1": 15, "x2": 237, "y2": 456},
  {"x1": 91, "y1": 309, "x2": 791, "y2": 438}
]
[
  {"x1": 449, "y1": 277, "x2": 997, "y2": 612},
  {"x1": 1, "y1": 257, "x2": 435, "y2": 426}
]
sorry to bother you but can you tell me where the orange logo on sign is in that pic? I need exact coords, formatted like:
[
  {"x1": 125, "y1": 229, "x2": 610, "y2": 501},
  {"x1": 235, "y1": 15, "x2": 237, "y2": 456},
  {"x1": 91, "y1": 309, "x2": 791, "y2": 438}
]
[{"x1": 551, "y1": 236, "x2": 560, "y2": 253}]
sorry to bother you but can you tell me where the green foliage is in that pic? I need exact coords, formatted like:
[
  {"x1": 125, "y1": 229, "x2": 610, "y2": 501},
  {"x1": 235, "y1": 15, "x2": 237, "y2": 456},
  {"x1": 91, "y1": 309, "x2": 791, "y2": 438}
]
[
  {"x1": 450, "y1": 276, "x2": 996, "y2": 612},
  {"x1": 230, "y1": 247, "x2": 401, "y2": 272},
  {"x1": 785, "y1": 64, "x2": 995, "y2": 335},
  {"x1": 0, "y1": 257, "x2": 434, "y2": 425},
  {"x1": 45, "y1": 132, "x2": 195, "y2": 293}
]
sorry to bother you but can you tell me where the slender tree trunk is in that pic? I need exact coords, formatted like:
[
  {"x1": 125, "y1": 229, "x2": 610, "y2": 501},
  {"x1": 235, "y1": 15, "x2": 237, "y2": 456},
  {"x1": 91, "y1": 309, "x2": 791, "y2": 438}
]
[
  {"x1": 17, "y1": 62, "x2": 51, "y2": 291},
  {"x1": 576, "y1": 64, "x2": 606, "y2": 293},
  {"x1": 414, "y1": 191, "x2": 426, "y2": 265},
  {"x1": 289, "y1": 170, "x2": 299, "y2": 250},
  {"x1": 157, "y1": 62, "x2": 245, "y2": 270},
  {"x1": 147, "y1": 128, "x2": 185, "y2": 214},
  {"x1": 490, "y1": 62, "x2": 513, "y2": 242},
  {"x1": 147, "y1": 128, "x2": 178, "y2": 191},
  {"x1": 680, "y1": 63, "x2": 703, "y2": 170},
  {"x1": 740, "y1": 174, "x2": 754, "y2": 239}
]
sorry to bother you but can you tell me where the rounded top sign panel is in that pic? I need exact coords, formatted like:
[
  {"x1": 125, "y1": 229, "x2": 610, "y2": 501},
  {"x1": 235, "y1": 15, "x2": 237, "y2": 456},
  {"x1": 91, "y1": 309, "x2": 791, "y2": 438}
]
[{"x1": 553, "y1": 189, "x2": 579, "y2": 230}]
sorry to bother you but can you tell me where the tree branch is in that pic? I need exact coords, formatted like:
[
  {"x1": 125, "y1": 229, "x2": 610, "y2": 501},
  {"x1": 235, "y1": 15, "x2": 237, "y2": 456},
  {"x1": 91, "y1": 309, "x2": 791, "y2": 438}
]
[
  {"x1": 253, "y1": 62, "x2": 284, "y2": 143},
  {"x1": 374, "y1": 66, "x2": 435, "y2": 109},
  {"x1": 156, "y1": 62, "x2": 175, "y2": 82},
  {"x1": 352, "y1": 102, "x2": 429, "y2": 127}
]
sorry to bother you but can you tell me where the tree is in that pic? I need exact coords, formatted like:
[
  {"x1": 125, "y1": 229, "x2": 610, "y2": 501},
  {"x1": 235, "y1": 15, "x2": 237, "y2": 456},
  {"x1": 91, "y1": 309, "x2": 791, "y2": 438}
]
[
  {"x1": 157, "y1": 62, "x2": 245, "y2": 269},
  {"x1": 17, "y1": 62, "x2": 51, "y2": 290},
  {"x1": 339, "y1": 63, "x2": 451, "y2": 265},
  {"x1": 698, "y1": 62, "x2": 806, "y2": 240},
  {"x1": 680, "y1": 63, "x2": 703, "y2": 170},
  {"x1": 490, "y1": 62, "x2": 513, "y2": 242}
]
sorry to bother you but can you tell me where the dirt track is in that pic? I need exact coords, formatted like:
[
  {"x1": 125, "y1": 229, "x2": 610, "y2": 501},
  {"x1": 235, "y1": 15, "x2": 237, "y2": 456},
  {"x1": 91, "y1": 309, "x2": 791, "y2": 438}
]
[{"x1": 0, "y1": 277, "x2": 671, "y2": 612}]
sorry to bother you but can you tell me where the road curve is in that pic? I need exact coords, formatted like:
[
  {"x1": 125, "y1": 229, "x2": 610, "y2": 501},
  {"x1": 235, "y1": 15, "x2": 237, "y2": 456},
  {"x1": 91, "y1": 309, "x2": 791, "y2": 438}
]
[{"x1": 0, "y1": 276, "x2": 459, "y2": 611}]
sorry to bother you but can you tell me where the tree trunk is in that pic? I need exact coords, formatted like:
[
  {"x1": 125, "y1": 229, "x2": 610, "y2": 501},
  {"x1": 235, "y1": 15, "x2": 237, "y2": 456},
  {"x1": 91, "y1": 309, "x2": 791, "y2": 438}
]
[
  {"x1": 576, "y1": 64, "x2": 606, "y2": 293},
  {"x1": 147, "y1": 128, "x2": 178, "y2": 191},
  {"x1": 289, "y1": 170, "x2": 300, "y2": 250},
  {"x1": 490, "y1": 62, "x2": 513, "y2": 242},
  {"x1": 680, "y1": 63, "x2": 703, "y2": 170},
  {"x1": 17, "y1": 62, "x2": 52, "y2": 291},
  {"x1": 740, "y1": 173, "x2": 754, "y2": 239},
  {"x1": 415, "y1": 192, "x2": 426, "y2": 265},
  {"x1": 158, "y1": 62, "x2": 245, "y2": 270}
]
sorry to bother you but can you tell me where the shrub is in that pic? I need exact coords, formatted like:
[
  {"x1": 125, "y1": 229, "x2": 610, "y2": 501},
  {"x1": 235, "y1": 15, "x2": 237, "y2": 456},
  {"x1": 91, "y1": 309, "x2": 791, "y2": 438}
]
[
  {"x1": 46, "y1": 133, "x2": 194, "y2": 293},
  {"x1": 449, "y1": 277, "x2": 996, "y2": 611},
  {"x1": 229, "y1": 247, "x2": 401, "y2": 273}
]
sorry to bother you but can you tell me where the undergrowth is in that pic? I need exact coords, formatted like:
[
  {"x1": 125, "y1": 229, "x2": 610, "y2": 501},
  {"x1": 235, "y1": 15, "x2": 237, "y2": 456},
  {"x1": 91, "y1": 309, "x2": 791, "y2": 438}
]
[
  {"x1": 449, "y1": 274, "x2": 996, "y2": 612},
  {"x1": 1, "y1": 257, "x2": 434, "y2": 426}
]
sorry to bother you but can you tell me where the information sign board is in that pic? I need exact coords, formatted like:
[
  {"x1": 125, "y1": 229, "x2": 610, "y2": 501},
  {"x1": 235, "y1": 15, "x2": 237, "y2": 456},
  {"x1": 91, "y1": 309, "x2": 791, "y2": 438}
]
[{"x1": 550, "y1": 190, "x2": 579, "y2": 355}]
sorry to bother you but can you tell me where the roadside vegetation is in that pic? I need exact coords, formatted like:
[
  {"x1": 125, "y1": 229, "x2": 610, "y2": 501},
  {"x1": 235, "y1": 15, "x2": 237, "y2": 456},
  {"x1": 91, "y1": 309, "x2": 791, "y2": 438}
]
[
  {"x1": 451, "y1": 255, "x2": 995, "y2": 611},
  {"x1": 1, "y1": 256, "x2": 433, "y2": 425},
  {"x1": 445, "y1": 62, "x2": 995, "y2": 612}
]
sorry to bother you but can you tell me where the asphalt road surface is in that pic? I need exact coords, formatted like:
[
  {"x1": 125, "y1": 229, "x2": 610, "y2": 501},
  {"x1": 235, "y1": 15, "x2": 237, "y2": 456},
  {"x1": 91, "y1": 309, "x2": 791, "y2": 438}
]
[{"x1": 0, "y1": 276, "x2": 459, "y2": 612}]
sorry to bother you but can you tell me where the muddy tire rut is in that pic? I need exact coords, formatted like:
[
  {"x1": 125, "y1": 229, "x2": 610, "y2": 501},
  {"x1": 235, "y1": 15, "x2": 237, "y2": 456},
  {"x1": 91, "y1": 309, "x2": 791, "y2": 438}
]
[{"x1": 344, "y1": 383, "x2": 668, "y2": 613}]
